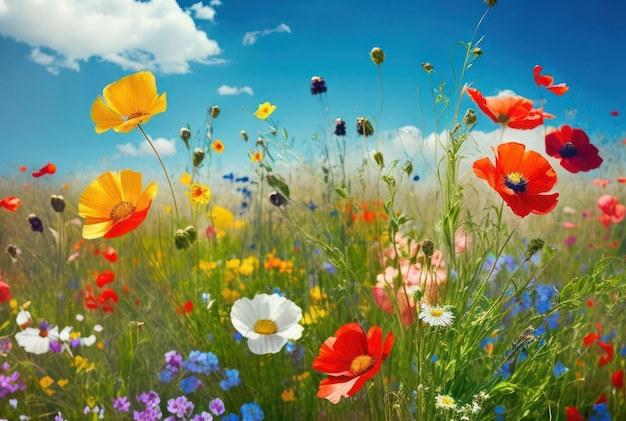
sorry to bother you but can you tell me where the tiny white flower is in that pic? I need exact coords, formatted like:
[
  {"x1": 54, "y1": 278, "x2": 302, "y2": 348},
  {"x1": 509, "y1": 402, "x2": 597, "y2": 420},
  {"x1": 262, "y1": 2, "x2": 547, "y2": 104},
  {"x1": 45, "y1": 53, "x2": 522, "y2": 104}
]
[
  {"x1": 230, "y1": 293, "x2": 303, "y2": 355},
  {"x1": 93, "y1": 324, "x2": 104, "y2": 332},
  {"x1": 435, "y1": 394, "x2": 457, "y2": 410},
  {"x1": 419, "y1": 303, "x2": 455, "y2": 327}
]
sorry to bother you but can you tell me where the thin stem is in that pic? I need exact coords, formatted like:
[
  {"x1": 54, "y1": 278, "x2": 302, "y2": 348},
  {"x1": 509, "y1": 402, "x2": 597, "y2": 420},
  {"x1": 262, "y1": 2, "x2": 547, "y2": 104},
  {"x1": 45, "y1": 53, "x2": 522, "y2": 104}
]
[{"x1": 137, "y1": 124, "x2": 180, "y2": 223}]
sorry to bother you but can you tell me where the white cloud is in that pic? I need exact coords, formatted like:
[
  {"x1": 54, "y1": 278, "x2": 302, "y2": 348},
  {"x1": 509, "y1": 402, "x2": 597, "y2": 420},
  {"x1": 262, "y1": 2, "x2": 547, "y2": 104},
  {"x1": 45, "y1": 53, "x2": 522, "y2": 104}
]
[
  {"x1": 243, "y1": 23, "x2": 291, "y2": 46},
  {"x1": 209, "y1": 0, "x2": 221, "y2": 5},
  {"x1": 0, "y1": 0, "x2": 223, "y2": 75},
  {"x1": 217, "y1": 84, "x2": 254, "y2": 96},
  {"x1": 116, "y1": 137, "x2": 177, "y2": 157},
  {"x1": 188, "y1": 2, "x2": 216, "y2": 20}
]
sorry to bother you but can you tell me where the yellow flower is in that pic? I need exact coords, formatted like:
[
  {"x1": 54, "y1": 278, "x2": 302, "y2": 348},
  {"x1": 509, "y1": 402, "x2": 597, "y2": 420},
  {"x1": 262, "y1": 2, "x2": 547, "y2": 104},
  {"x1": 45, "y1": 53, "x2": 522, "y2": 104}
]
[
  {"x1": 39, "y1": 376, "x2": 54, "y2": 389},
  {"x1": 282, "y1": 388, "x2": 295, "y2": 402},
  {"x1": 208, "y1": 205, "x2": 234, "y2": 229},
  {"x1": 253, "y1": 101, "x2": 276, "y2": 120},
  {"x1": 78, "y1": 169, "x2": 158, "y2": 239},
  {"x1": 250, "y1": 151, "x2": 263, "y2": 163},
  {"x1": 190, "y1": 183, "x2": 211, "y2": 204},
  {"x1": 309, "y1": 286, "x2": 327, "y2": 302},
  {"x1": 57, "y1": 379, "x2": 69, "y2": 388},
  {"x1": 91, "y1": 71, "x2": 167, "y2": 134},
  {"x1": 212, "y1": 140, "x2": 225, "y2": 153},
  {"x1": 179, "y1": 172, "x2": 192, "y2": 186}
]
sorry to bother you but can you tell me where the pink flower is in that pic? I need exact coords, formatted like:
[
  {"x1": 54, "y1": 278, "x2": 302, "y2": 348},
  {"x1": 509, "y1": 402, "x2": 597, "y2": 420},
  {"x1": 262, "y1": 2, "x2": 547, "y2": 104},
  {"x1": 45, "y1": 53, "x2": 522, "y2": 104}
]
[
  {"x1": 564, "y1": 236, "x2": 577, "y2": 246},
  {"x1": 454, "y1": 228, "x2": 472, "y2": 254},
  {"x1": 597, "y1": 194, "x2": 626, "y2": 227},
  {"x1": 563, "y1": 222, "x2": 575, "y2": 229}
]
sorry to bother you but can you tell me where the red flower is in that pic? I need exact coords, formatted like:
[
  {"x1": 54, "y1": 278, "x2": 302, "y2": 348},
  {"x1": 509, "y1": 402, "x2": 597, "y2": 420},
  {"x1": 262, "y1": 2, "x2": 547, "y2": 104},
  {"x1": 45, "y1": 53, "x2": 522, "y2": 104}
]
[
  {"x1": 32, "y1": 162, "x2": 57, "y2": 178},
  {"x1": 565, "y1": 406, "x2": 586, "y2": 421},
  {"x1": 597, "y1": 194, "x2": 626, "y2": 227},
  {"x1": 612, "y1": 370, "x2": 624, "y2": 388},
  {"x1": 0, "y1": 196, "x2": 20, "y2": 212},
  {"x1": 545, "y1": 126, "x2": 602, "y2": 173},
  {"x1": 103, "y1": 246, "x2": 118, "y2": 263},
  {"x1": 96, "y1": 270, "x2": 115, "y2": 288},
  {"x1": 598, "y1": 341, "x2": 614, "y2": 367},
  {"x1": 83, "y1": 285, "x2": 119, "y2": 312},
  {"x1": 610, "y1": 110, "x2": 619, "y2": 116},
  {"x1": 473, "y1": 142, "x2": 559, "y2": 217},
  {"x1": 466, "y1": 87, "x2": 554, "y2": 130},
  {"x1": 312, "y1": 322, "x2": 394, "y2": 403},
  {"x1": 533, "y1": 65, "x2": 570, "y2": 96},
  {"x1": 0, "y1": 280, "x2": 11, "y2": 304}
]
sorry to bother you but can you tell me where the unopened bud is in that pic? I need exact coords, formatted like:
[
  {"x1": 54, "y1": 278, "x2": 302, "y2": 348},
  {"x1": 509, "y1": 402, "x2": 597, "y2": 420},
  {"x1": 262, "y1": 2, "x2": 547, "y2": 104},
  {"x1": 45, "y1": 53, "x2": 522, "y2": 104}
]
[
  {"x1": 525, "y1": 238, "x2": 544, "y2": 260},
  {"x1": 179, "y1": 127, "x2": 191, "y2": 149},
  {"x1": 240, "y1": 130, "x2": 249, "y2": 142},
  {"x1": 421, "y1": 238, "x2": 434, "y2": 258},
  {"x1": 471, "y1": 47, "x2": 483, "y2": 56},
  {"x1": 268, "y1": 191, "x2": 287, "y2": 207},
  {"x1": 370, "y1": 47, "x2": 385, "y2": 65},
  {"x1": 28, "y1": 214, "x2": 44, "y2": 233},
  {"x1": 356, "y1": 117, "x2": 374, "y2": 137},
  {"x1": 422, "y1": 62, "x2": 434, "y2": 72},
  {"x1": 484, "y1": 0, "x2": 497, "y2": 7},
  {"x1": 210, "y1": 105, "x2": 221, "y2": 118},
  {"x1": 193, "y1": 148, "x2": 205, "y2": 167},
  {"x1": 6, "y1": 244, "x2": 18, "y2": 259},
  {"x1": 50, "y1": 195, "x2": 65, "y2": 213},
  {"x1": 373, "y1": 151, "x2": 384, "y2": 168},
  {"x1": 463, "y1": 109, "x2": 477, "y2": 126},
  {"x1": 175, "y1": 225, "x2": 198, "y2": 250}
]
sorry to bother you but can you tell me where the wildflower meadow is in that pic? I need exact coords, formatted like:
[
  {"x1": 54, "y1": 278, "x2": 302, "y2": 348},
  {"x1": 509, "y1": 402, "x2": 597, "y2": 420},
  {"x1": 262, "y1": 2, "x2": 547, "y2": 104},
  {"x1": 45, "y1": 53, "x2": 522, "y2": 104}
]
[{"x1": 1, "y1": 2, "x2": 626, "y2": 420}]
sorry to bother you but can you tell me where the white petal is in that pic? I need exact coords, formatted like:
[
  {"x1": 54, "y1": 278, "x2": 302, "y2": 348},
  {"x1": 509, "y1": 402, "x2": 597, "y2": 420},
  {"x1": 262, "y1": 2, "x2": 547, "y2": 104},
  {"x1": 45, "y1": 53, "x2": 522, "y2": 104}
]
[{"x1": 247, "y1": 335, "x2": 288, "y2": 355}]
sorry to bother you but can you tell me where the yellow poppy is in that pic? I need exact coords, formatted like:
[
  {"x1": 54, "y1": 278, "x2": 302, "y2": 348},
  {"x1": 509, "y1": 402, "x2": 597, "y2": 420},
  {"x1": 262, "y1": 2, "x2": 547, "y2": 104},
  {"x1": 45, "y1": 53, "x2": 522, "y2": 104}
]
[
  {"x1": 190, "y1": 183, "x2": 211, "y2": 204},
  {"x1": 212, "y1": 140, "x2": 224, "y2": 153},
  {"x1": 250, "y1": 151, "x2": 263, "y2": 163},
  {"x1": 253, "y1": 101, "x2": 276, "y2": 120},
  {"x1": 78, "y1": 169, "x2": 158, "y2": 239},
  {"x1": 91, "y1": 71, "x2": 167, "y2": 134}
]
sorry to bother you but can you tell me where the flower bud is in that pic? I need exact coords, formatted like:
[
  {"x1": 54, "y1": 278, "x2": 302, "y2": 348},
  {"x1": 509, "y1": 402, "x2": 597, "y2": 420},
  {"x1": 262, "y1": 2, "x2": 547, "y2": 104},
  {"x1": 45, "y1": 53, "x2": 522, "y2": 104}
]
[
  {"x1": 484, "y1": 0, "x2": 497, "y2": 6},
  {"x1": 240, "y1": 130, "x2": 249, "y2": 142},
  {"x1": 193, "y1": 148, "x2": 205, "y2": 167},
  {"x1": 310, "y1": 76, "x2": 327, "y2": 95},
  {"x1": 525, "y1": 238, "x2": 544, "y2": 260},
  {"x1": 174, "y1": 225, "x2": 198, "y2": 250},
  {"x1": 356, "y1": 117, "x2": 374, "y2": 137},
  {"x1": 373, "y1": 151, "x2": 384, "y2": 169},
  {"x1": 370, "y1": 47, "x2": 385, "y2": 65},
  {"x1": 421, "y1": 238, "x2": 434, "y2": 258},
  {"x1": 6, "y1": 244, "x2": 18, "y2": 259},
  {"x1": 50, "y1": 195, "x2": 65, "y2": 213},
  {"x1": 268, "y1": 191, "x2": 287, "y2": 207},
  {"x1": 210, "y1": 105, "x2": 221, "y2": 118},
  {"x1": 471, "y1": 47, "x2": 483, "y2": 56},
  {"x1": 422, "y1": 62, "x2": 434, "y2": 72},
  {"x1": 179, "y1": 127, "x2": 191, "y2": 149},
  {"x1": 334, "y1": 118, "x2": 346, "y2": 136},
  {"x1": 28, "y1": 214, "x2": 44, "y2": 233},
  {"x1": 463, "y1": 109, "x2": 477, "y2": 126}
]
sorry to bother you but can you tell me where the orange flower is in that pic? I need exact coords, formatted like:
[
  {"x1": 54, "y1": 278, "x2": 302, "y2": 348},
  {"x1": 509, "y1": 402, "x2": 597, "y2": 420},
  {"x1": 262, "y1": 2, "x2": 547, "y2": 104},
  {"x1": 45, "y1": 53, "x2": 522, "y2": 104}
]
[
  {"x1": 212, "y1": 140, "x2": 224, "y2": 153},
  {"x1": 473, "y1": 142, "x2": 559, "y2": 217},
  {"x1": 91, "y1": 71, "x2": 167, "y2": 134},
  {"x1": 32, "y1": 162, "x2": 57, "y2": 178},
  {"x1": 533, "y1": 65, "x2": 569, "y2": 96},
  {"x1": 312, "y1": 322, "x2": 394, "y2": 403},
  {"x1": 466, "y1": 87, "x2": 554, "y2": 130},
  {"x1": 0, "y1": 196, "x2": 21, "y2": 211}
]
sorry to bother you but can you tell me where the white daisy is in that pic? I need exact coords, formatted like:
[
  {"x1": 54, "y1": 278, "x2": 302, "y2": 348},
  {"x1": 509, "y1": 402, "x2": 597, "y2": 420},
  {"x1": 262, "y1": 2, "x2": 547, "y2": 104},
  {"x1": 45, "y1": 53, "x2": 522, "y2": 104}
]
[
  {"x1": 15, "y1": 323, "x2": 60, "y2": 355},
  {"x1": 435, "y1": 394, "x2": 457, "y2": 410},
  {"x1": 418, "y1": 303, "x2": 455, "y2": 327},
  {"x1": 230, "y1": 293, "x2": 303, "y2": 355}
]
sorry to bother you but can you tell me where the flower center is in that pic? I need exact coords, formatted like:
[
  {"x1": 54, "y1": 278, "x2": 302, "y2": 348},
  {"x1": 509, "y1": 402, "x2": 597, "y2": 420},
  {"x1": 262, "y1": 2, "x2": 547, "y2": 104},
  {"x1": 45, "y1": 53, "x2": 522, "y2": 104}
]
[
  {"x1": 429, "y1": 308, "x2": 444, "y2": 318},
  {"x1": 128, "y1": 111, "x2": 148, "y2": 119},
  {"x1": 504, "y1": 172, "x2": 527, "y2": 193},
  {"x1": 350, "y1": 355, "x2": 375, "y2": 376},
  {"x1": 254, "y1": 319, "x2": 278, "y2": 335},
  {"x1": 559, "y1": 142, "x2": 577, "y2": 158},
  {"x1": 497, "y1": 114, "x2": 511, "y2": 125},
  {"x1": 110, "y1": 201, "x2": 135, "y2": 222}
]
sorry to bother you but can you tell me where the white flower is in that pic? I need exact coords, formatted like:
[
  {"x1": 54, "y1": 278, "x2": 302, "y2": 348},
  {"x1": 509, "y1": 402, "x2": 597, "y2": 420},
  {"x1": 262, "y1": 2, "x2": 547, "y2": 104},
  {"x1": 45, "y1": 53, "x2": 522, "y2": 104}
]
[
  {"x1": 435, "y1": 394, "x2": 457, "y2": 410},
  {"x1": 230, "y1": 293, "x2": 303, "y2": 355},
  {"x1": 418, "y1": 303, "x2": 455, "y2": 327},
  {"x1": 15, "y1": 324, "x2": 60, "y2": 354}
]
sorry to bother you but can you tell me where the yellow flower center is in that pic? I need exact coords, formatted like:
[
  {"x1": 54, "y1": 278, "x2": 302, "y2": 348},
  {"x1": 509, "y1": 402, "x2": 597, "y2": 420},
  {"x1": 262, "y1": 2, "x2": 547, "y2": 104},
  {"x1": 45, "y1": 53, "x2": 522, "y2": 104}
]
[
  {"x1": 350, "y1": 355, "x2": 375, "y2": 376},
  {"x1": 110, "y1": 201, "x2": 135, "y2": 222},
  {"x1": 504, "y1": 172, "x2": 528, "y2": 193},
  {"x1": 254, "y1": 319, "x2": 278, "y2": 335},
  {"x1": 429, "y1": 308, "x2": 444, "y2": 317}
]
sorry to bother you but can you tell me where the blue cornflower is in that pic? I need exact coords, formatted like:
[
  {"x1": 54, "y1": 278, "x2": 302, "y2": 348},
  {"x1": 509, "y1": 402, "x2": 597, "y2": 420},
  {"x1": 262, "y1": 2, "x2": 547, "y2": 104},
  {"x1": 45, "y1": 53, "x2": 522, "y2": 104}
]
[
  {"x1": 506, "y1": 289, "x2": 532, "y2": 316},
  {"x1": 220, "y1": 369, "x2": 241, "y2": 391},
  {"x1": 590, "y1": 402, "x2": 611, "y2": 421},
  {"x1": 222, "y1": 414, "x2": 240, "y2": 421},
  {"x1": 553, "y1": 361, "x2": 568, "y2": 378},
  {"x1": 158, "y1": 369, "x2": 173, "y2": 383},
  {"x1": 182, "y1": 351, "x2": 219, "y2": 374},
  {"x1": 546, "y1": 311, "x2": 560, "y2": 330},
  {"x1": 431, "y1": 354, "x2": 438, "y2": 363},
  {"x1": 534, "y1": 284, "x2": 559, "y2": 314},
  {"x1": 180, "y1": 376, "x2": 202, "y2": 394},
  {"x1": 495, "y1": 405, "x2": 506, "y2": 421},
  {"x1": 322, "y1": 262, "x2": 336, "y2": 275},
  {"x1": 503, "y1": 255, "x2": 517, "y2": 272},
  {"x1": 240, "y1": 402, "x2": 264, "y2": 421},
  {"x1": 272, "y1": 287, "x2": 285, "y2": 297}
]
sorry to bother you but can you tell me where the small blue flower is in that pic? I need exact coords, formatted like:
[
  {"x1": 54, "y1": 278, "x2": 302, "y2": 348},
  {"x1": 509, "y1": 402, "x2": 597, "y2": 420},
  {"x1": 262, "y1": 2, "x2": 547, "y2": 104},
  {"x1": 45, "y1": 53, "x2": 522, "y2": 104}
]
[
  {"x1": 240, "y1": 402, "x2": 264, "y2": 421},
  {"x1": 220, "y1": 369, "x2": 241, "y2": 391},
  {"x1": 553, "y1": 361, "x2": 568, "y2": 378},
  {"x1": 222, "y1": 414, "x2": 240, "y2": 421},
  {"x1": 589, "y1": 402, "x2": 611, "y2": 421},
  {"x1": 495, "y1": 405, "x2": 506, "y2": 421},
  {"x1": 179, "y1": 376, "x2": 202, "y2": 394},
  {"x1": 322, "y1": 262, "x2": 336, "y2": 275}
]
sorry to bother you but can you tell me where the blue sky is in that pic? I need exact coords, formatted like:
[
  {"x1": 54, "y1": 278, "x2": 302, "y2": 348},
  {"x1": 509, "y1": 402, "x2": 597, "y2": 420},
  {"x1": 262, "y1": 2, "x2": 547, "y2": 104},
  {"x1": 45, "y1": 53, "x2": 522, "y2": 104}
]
[{"x1": 0, "y1": 0, "x2": 625, "y2": 183}]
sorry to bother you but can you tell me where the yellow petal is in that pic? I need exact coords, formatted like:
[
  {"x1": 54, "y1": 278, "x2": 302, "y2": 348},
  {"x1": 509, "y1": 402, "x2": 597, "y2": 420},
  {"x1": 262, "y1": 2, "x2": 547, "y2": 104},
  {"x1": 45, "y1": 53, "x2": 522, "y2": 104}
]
[
  {"x1": 135, "y1": 181, "x2": 158, "y2": 212},
  {"x1": 102, "y1": 71, "x2": 157, "y2": 117},
  {"x1": 78, "y1": 172, "x2": 122, "y2": 219},
  {"x1": 91, "y1": 96, "x2": 124, "y2": 134},
  {"x1": 82, "y1": 221, "x2": 114, "y2": 239},
  {"x1": 117, "y1": 169, "x2": 143, "y2": 203}
]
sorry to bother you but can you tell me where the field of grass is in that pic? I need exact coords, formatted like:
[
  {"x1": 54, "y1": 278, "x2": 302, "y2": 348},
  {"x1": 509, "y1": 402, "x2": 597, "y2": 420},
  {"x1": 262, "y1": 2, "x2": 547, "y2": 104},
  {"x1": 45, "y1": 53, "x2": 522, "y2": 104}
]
[{"x1": 1, "y1": 5, "x2": 625, "y2": 421}]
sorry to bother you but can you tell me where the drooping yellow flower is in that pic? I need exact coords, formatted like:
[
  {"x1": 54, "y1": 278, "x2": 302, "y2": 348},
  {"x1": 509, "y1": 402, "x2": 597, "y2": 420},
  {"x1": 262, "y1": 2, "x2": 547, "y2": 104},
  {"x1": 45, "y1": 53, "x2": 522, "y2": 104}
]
[
  {"x1": 253, "y1": 102, "x2": 276, "y2": 120},
  {"x1": 189, "y1": 183, "x2": 211, "y2": 204},
  {"x1": 212, "y1": 140, "x2": 225, "y2": 153},
  {"x1": 78, "y1": 169, "x2": 158, "y2": 239},
  {"x1": 91, "y1": 71, "x2": 167, "y2": 134}
]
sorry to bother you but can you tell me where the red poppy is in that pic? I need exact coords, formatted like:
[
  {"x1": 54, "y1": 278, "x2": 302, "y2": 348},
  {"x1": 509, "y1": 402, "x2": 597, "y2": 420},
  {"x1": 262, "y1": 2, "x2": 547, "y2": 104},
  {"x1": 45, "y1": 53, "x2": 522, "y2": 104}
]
[
  {"x1": 533, "y1": 65, "x2": 569, "y2": 96},
  {"x1": 565, "y1": 406, "x2": 586, "y2": 421},
  {"x1": 177, "y1": 300, "x2": 194, "y2": 315},
  {"x1": 0, "y1": 280, "x2": 10, "y2": 304},
  {"x1": 0, "y1": 196, "x2": 21, "y2": 211},
  {"x1": 98, "y1": 289, "x2": 119, "y2": 313},
  {"x1": 610, "y1": 110, "x2": 619, "y2": 116},
  {"x1": 103, "y1": 246, "x2": 118, "y2": 263},
  {"x1": 312, "y1": 322, "x2": 394, "y2": 403},
  {"x1": 473, "y1": 142, "x2": 559, "y2": 217},
  {"x1": 466, "y1": 87, "x2": 554, "y2": 130},
  {"x1": 96, "y1": 270, "x2": 115, "y2": 288},
  {"x1": 598, "y1": 341, "x2": 614, "y2": 367},
  {"x1": 545, "y1": 126, "x2": 602, "y2": 173},
  {"x1": 613, "y1": 370, "x2": 624, "y2": 388},
  {"x1": 32, "y1": 162, "x2": 57, "y2": 178}
]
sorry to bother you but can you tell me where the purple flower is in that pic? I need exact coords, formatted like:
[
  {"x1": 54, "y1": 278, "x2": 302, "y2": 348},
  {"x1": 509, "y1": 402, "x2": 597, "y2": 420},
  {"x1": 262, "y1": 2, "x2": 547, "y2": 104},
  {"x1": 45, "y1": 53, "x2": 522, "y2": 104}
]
[
  {"x1": 49, "y1": 341, "x2": 63, "y2": 353},
  {"x1": 209, "y1": 398, "x2": 225, "y2": 416},
  {"x1": 167, "y1": 396, "x2": 194, "y2": 418},
  {"x1": 165, "y1": 350, "x2": 183, "y2": 374},
  {"x1": 113, "y1": 396, "x2": 131, "y2": 412},
  {"x1": 191, "y1": 412, "x2": 214, "y2": 421}
]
